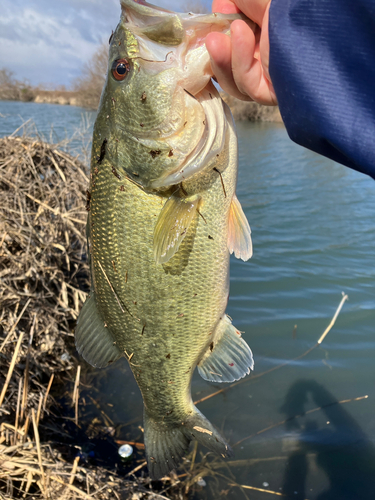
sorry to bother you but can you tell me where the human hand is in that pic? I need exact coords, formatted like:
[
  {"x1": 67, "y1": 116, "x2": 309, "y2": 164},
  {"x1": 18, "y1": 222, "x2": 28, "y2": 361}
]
[{"x1": 206, "y1": 0, "x2": 277, "y2": 105}]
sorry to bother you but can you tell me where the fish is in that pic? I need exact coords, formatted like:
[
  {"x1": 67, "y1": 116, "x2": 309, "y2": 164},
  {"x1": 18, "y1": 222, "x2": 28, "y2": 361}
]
[{"x1": 75, "y1": 0, "x2": 255, "y2": 479}]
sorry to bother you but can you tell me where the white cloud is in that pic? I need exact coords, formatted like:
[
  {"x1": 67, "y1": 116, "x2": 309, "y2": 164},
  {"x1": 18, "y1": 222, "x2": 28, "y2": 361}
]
[{"x1": 0, "y1": 0, "x2": 212, "y2": 87}]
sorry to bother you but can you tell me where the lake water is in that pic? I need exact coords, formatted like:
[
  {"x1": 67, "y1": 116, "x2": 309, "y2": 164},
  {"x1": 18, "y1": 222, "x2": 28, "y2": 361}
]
[
  {"x1": 1, "y1": 101, "x2": 374, "y2": 499},
  {"x1": 0, "y1": 100, "x2": 96, "y2": 162}
]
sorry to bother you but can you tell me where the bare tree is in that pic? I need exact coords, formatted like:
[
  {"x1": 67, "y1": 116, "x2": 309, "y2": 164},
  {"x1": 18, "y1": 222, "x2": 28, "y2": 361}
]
[
  {"x1": 73, "y1": 43, "x2": 109, "y2": 109},
  {"x1": 0, "y1": 68, "x2": 35, "y2": 102}
]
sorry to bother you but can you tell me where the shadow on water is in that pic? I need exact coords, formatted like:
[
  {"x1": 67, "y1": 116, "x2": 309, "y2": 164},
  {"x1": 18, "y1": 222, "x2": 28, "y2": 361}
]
[{"x1": 281, "y1": 380, "x2": 375, "y2": 500}]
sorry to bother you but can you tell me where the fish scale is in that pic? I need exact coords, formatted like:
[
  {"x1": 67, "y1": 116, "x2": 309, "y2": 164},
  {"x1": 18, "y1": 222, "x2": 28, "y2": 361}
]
[
  {"x1": 76, "y1": 0, "x2": 255, "y2": 479},
  {"x1": 90, "y1": 141, "x2": 234, "y2": 417}
]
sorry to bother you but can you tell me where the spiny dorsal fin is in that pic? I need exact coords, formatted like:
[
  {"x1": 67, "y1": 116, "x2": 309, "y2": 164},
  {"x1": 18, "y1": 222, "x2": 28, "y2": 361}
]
[
  {"x1": 153, "y1": 195, "x2": 200, "y2": 264},
  {"x1": 198, "y1": 315, "x2": 254, "y2": 383},
  {"x1": 75, "y1": 292, "x2": 122, "y2": 368},
  {"x1": 228, "y1": 194, "x2": 253, "y2": 261}
]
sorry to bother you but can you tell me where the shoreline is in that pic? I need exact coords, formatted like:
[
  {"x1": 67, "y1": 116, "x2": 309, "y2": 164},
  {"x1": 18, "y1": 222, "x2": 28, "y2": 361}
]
[{"x1": 0, "y1": 89, "x2": 282, "y2": 122}]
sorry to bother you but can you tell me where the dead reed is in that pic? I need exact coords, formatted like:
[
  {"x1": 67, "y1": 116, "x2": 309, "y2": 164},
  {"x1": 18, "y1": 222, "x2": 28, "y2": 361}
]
[{"x1": 0, "y1": 134, "x2": 90, "y2": 412}]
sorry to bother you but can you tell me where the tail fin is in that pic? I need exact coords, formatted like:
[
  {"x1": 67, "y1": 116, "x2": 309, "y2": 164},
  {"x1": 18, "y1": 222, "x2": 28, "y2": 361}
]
[{"x1": 144, "y1": 406, "x2": 233, "y2": 479}]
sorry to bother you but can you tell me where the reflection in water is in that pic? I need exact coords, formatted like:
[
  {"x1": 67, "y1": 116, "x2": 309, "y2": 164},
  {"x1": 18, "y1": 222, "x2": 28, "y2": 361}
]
[{"x1": 281, "y1": 381, "x2": 375, "y2": 500}]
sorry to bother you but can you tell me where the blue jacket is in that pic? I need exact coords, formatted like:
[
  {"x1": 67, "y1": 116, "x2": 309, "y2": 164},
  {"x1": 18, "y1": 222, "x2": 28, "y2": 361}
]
[{"x1": 269, "y1": 0, "x2": 375, "y2": 180}]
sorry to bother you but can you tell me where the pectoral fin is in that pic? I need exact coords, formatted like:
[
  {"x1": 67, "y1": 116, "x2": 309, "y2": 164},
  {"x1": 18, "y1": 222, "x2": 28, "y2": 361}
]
[
  {"x1": 198, "y1": 315, "x2": 254, "y2": 383},
  {"x1": 153, "y1": 195, "x2": 199, "y2": 264},
  {"x1": 75, "y1": 292, "x2": 122, "y2": 368},
  {"x1": 228, "y1": 194, "x2": 253, "y2": 261}
]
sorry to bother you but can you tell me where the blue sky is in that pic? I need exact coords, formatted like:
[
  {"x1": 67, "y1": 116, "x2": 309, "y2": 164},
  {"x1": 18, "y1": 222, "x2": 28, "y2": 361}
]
[{"x1": 0, "y1": 0, "x2": 211, "y2": 88}]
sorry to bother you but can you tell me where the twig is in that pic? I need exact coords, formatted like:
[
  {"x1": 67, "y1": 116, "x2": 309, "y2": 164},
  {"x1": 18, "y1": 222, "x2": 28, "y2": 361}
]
[
  {"x1": 318, "y1": 292, "x2": 348, "y2": 344},
  {"x1": 194, "y1": 293, "x2": 348, "y2": 406},
  {"x1": 36, "y1": 392, "x2": 43, "y2": 427},
  {"x1": 24, "y1": 470, "x2": 33, "y2": 496},
  {"x1": 43, "y1": 373, "x2": 54, "y2": 412},
  {"x1": 72, "y1": 366, "x2": 81, "y2": 427},
  {"x1": 22, "y1": 413, "x2": 30, "y2": 444},
  {"x1": 53, "y1": 149, "x2": 89, "y2": 183},
  {"x1": 2, "y1": 459, "x2": 93, "y2": 499},
  {"x1": 13, "y1": 377, "x2": 22, "y2": 445},
  {"x1": 50, "y1": 154, "x2": 67, "y2": 183},
  {"x1": 9, "y1": 119, "x2": 32, "y2": 137},
  {"x1": 190, "y1": 440, "x2": 198, "y2": 472},
  {"x1": 0, "y1": 331, "x2": 25, "y2": 408},
  {"x1": 31, "y1": 408, "x2": 46, "y2": 496},
  {"x1": 126, "y1": 460, "x2": 147, "y2": 476},
  {"x1": 72, "y1": 365, "x2": 81, "y2": 407},
  {"x1": 21, "y1": 314, "x2": 36, "y2": 421},
  {"x1": 233, "y1": 394, "x2": 368, "y2": 448},
  {"x1": 97, "y1": 260, "x2": 131, "y2": 315},
  {"x1": 0, "y1": 231, "x2": 8, "y2": 254},
  {"x1": 69, "y1": 455, "x2": 80, "y2": 485},
  {"x1": 228, "y1": 482, "x2": 291, "y2": 497},
  {"x1": 115, "y1": 439, "x2": 145, "y2": 449},
  {"x1": 0, "y1": 298, "x2": 31, "y2": 353},
  {"x1": 210, "y1": 456, "x2": 293, "y2": 468}
]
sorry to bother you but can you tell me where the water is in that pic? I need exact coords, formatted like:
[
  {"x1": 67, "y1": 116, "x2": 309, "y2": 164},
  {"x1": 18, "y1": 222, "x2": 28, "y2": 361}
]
[
  {"x1": 0, "y1": 100, "x2": 96, "y2": 161},
  {"x1": 2, "y1": 101, "x2": 374, "y2": 499}
]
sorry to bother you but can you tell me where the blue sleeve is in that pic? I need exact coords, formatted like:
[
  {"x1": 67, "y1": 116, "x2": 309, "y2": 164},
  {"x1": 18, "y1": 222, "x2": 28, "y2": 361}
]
[{"x1": 268, "y1": 0, "x2": 375, "y2": 180}]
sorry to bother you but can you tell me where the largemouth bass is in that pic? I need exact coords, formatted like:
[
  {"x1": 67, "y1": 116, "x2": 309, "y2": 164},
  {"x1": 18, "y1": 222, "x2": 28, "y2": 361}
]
[{"x1": 76, "y1": 0, "x2": 255, "y2": 479}]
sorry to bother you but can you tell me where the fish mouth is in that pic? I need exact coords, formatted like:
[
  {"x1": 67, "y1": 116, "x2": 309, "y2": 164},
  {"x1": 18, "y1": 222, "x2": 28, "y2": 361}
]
[{"x1": 118, "y1": 0, "x2": 253, "y2": 189}]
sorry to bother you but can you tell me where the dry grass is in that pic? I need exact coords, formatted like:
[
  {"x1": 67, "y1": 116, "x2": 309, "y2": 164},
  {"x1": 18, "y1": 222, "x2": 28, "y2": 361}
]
[
  {"x1": 0, "y1": 134, "x2": 89, "y2": 383},
  {"x1": 0, "y1": 69, "x2": 35, "y2": 103}
]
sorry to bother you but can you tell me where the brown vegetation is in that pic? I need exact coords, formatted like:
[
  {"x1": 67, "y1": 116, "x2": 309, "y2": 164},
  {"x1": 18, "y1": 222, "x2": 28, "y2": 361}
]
[
  {"x1": 0, "y1": 69, "x2": 35, "y2": 103},
  {"x1": 222, "y1": 92, "x2": 282, "y2": 122},
  {"x1": 72, "y1": 44, "x2": 109, "y2": 110}
]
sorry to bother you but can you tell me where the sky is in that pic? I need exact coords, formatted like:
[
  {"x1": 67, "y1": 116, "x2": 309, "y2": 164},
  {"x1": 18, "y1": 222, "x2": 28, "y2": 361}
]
[{"x1": 0, "y1": 0, "x2": 211, "y2": 88}]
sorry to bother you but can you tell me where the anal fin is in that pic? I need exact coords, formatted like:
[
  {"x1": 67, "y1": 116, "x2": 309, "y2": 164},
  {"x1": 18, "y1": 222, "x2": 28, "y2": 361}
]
[
  {"x1": 75, "y1": 292, "x2": 122, "y2": 368},
  {"x1": 198, "y1": 315, "x2": 254, "y2": 383},
  {"x1": 228, "y1": 194, "x2": 253, "y2": 261},
  {"x1": 154, "y1": 194, "x2": 200, "y2": 264}
]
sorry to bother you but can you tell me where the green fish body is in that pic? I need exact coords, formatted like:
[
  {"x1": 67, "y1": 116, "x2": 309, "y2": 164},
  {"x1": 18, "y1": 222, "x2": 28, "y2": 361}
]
[{"x1": 76, "y1": 0, "x2": 255, "y2": 479}]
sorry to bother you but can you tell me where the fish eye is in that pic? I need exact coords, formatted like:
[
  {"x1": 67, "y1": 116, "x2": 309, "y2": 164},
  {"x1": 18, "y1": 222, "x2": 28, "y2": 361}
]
[{"x1": 111, "y1": 58, "x2": 130, "y2": 81}]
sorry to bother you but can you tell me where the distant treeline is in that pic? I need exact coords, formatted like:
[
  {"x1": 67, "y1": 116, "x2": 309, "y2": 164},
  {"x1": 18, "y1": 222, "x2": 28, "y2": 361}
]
[
  {"x1": 0, "y1": 68, "x2": 36, "y2": 102},
  {"x1": 0, "y1": 42, "x2": 281, "y2": 122}
]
